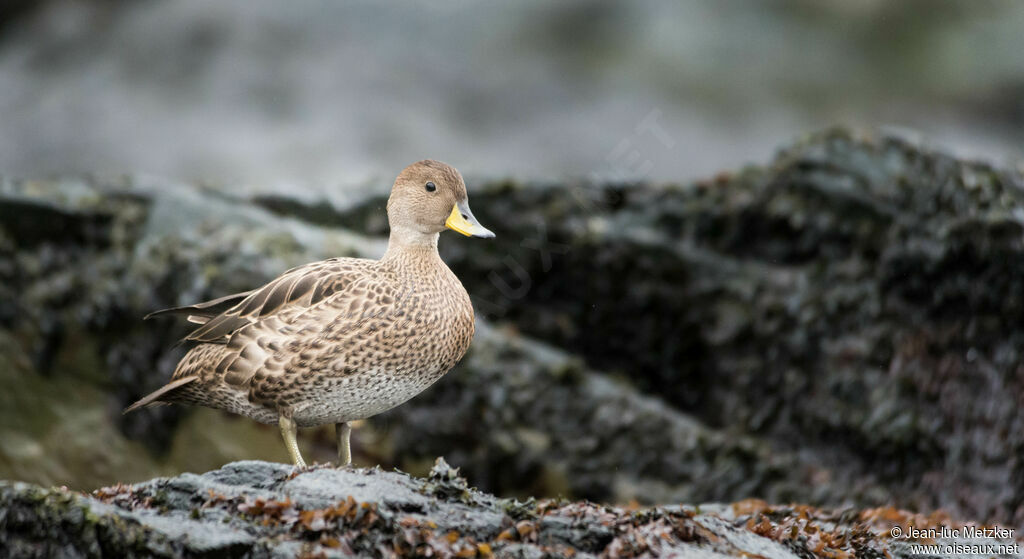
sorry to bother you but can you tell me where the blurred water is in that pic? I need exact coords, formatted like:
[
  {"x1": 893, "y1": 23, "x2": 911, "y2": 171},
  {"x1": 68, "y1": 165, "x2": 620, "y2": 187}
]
[{"x1": 0, "y1": 0, "x2": 1023, "y2": 197}]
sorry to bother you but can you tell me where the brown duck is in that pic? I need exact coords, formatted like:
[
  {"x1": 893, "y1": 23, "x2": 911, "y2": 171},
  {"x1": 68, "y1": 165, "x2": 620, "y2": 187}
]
[{"x1": 125, "y1": 160, "x2": 494, "y2": 467}]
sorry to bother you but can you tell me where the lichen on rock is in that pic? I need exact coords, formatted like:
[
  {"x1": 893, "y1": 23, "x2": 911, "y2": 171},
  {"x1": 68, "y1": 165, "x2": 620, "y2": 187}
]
[{"x1": 1, "y1": 462, "x2": 1001, "y2": 558}]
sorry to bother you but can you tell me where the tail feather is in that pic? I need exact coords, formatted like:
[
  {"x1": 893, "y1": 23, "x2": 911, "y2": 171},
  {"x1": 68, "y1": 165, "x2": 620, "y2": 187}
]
[{"x1": 123, "y1": 376, "x2": 198, "y2": 414}]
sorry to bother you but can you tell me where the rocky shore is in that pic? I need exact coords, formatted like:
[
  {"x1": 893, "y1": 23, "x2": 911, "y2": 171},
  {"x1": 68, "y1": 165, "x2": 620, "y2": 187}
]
[
  {"x1": 3, "y1": 129, "x2": 1024, "y2": 552},
  {"x1": 2, "y1": 460, "x2": 1009, "y2": 558}
]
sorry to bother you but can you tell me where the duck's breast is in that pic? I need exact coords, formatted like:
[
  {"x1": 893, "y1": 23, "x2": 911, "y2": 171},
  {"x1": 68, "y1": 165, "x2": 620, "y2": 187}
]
[{"x1": 291, "y1": 265, "x2": 475, "y2": 426}]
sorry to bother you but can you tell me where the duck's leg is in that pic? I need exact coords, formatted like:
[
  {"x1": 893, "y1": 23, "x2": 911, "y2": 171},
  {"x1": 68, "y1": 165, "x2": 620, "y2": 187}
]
[
  {"x1": 279, "y1": 414, "x2": 306, "y2": 467},
  {"x1": 335, "y1": 422, "x2": 352, "y2": 466}
]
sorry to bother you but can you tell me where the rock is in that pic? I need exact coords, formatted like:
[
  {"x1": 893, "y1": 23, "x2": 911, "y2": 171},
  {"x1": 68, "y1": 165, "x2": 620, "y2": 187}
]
[
  {"x1": 363, "y1": 129, "x2": 1024, "y2": 525},
  {"x1": 1, "y1": 461, "x2": 1010, "y2": 559},
  {"x1": 384, "y1": 321, "x2": 826, "y2": 507},
  {"x1": 0, "y1": 175, "x2": 374, "y2": 482},
  {"x1": 3, "y1": 129, "x2": 1024, "y2": 529}
]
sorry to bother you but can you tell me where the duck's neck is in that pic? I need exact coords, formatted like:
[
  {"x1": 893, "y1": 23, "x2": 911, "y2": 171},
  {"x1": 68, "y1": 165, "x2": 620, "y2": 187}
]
[{"x1": 382, "y1": 226, "x2": 441, "y2": 264}]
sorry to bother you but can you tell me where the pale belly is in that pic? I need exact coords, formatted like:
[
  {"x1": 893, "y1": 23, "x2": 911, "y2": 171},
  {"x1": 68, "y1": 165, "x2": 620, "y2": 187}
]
[
  {"x1": 292, "y1": 367, "x2": 445, "y2": 427},
  {"x1": 219, "y1": 365, "x2": 447, "y2": 427}
]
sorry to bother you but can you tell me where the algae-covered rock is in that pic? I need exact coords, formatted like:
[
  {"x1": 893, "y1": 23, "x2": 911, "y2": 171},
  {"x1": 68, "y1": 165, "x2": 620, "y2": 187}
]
[
  {"x1": 0, "y1": 176, "x2": 375, "y2": 485},
  {"x1": 330, "y1": 130, "x2": 1024, "y2": 525},
  {"x1": 383, "y1": 322, "x2": 832, "y2": 507},
  {"x1": 1, "y1": 461, "x2": 1009, "y2": 559},
  {"x1": 3, "y1": 129, "x2": 1024, "y2": 528}
]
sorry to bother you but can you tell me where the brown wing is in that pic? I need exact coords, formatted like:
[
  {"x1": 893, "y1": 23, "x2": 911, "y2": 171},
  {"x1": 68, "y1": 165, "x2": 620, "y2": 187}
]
[
  {"x1": 182, "y1": 258, "x2": 371, "y2": 344},
  {"x1": 211, "y1": 259, "x2": 406, "y2": 395}
]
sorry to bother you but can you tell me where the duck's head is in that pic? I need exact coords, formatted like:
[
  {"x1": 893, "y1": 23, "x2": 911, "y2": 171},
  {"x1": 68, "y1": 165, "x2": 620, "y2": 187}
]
[{"x1": 387, "y1": 159, "x2": 495, "y2": 241}]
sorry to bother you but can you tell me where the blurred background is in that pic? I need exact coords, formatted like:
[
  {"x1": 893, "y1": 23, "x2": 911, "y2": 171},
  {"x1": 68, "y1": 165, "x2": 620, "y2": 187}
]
[
  {"x1": 1, "y1": 0, "x2": 1023, "y2": 188},
  {"x1": 3, "y1": 0, "x2": 1024, "y2": 528}
]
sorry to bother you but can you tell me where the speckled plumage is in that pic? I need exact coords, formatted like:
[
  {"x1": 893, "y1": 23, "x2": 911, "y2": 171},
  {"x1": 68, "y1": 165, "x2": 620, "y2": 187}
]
[{"x1": 126, "y1": 160, "x2": 494, "y2": 465}]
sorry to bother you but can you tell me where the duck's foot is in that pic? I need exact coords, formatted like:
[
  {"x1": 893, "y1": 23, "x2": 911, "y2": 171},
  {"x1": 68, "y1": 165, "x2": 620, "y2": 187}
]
[
  {"x1": 335, "y1": 422, "x2": 352, "y2": 467},
  {"x1": 279, "y1": 414, "x2": 307, "y2": 467}
]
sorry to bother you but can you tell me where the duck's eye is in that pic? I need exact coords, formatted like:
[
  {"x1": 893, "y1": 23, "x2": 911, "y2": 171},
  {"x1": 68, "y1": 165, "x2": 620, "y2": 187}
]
[{"x1": 425, "y1": 181, "x2": 436, "y2": 192}]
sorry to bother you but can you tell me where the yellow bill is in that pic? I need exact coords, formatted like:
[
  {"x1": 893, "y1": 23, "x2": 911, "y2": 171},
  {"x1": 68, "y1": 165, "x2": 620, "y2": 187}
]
[{"x1": 445, "y1": 201, "x2": 495, "y2": 238}]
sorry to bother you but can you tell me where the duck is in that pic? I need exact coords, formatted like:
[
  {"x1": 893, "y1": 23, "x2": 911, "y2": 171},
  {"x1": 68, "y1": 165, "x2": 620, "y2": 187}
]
[{"x1": 125, "y1": 159, "x2": 495, "y2": 467}]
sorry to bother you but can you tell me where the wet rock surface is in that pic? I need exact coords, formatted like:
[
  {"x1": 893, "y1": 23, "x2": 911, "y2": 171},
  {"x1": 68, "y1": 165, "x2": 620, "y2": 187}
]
[
  {"x1": 2, "y1": 460, "x2": 1010, "y2": 559},
  {"x1": 2, "y1": 129, "x2": 1023, "y2": 536},
  {"x1": 346, "y1": 130, "x2": 1024, "y2": 525}
]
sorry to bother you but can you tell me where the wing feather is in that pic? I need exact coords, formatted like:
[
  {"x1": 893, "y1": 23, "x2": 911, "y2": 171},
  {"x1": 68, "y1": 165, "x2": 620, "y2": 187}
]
[
  {"x1": 288, "y1": 272, "x2": 319, "y2": 303},
  {"x1": 181, "y1": 258, "x2": 371, "y2": 344},
  {"x1": 144, "y1": 290, "x2": 255, "y2": 320}
]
